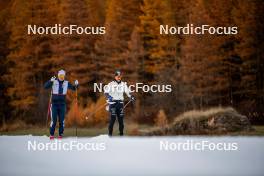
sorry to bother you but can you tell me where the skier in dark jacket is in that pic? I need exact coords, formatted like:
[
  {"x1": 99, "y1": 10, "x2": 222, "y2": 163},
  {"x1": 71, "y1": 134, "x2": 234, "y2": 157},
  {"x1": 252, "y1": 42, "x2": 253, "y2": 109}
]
[{"x1": 44, "y1": 69, "x2": 78, "y2": 139}]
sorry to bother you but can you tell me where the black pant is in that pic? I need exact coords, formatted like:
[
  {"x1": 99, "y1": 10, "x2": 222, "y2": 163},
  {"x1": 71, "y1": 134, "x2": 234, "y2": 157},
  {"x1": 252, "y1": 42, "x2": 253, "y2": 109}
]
[{"x1": 108, "y1": 101, "x2": 124, "y2": 136}]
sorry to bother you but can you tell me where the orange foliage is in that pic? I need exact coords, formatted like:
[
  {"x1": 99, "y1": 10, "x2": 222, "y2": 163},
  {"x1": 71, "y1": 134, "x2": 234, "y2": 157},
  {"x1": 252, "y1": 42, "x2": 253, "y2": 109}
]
[{"x1": 66, "y1": 96, "x2": 108, "y2": 127}]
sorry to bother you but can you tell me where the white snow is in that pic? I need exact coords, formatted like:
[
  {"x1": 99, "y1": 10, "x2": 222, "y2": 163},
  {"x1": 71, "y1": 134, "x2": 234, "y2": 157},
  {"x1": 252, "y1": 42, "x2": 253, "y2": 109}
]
[{"x1": 0, "y1": 135, "x2": 264, "y2": 176}]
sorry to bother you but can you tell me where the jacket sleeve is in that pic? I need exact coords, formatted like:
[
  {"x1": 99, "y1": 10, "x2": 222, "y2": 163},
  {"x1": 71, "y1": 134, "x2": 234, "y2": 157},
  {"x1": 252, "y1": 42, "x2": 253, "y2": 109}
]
[
  {"x1": 68, "y1": 82, "x2": 77, "y2": 91},
  {"x1": 124, "y1": 82, "x2": 131, "y2": 98},
  {"x1": 104, "y1": 82, "x2": 111, "y2": 98},
  {"x1": 44, "y1": 80, "x2": 53, "y2": 89}
]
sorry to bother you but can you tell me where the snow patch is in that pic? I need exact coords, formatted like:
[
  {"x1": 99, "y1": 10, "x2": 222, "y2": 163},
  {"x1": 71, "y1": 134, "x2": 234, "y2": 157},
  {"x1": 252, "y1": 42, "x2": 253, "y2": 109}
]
[{"x1": 0, "y1": 135, "x2": 264, "y2": 176}]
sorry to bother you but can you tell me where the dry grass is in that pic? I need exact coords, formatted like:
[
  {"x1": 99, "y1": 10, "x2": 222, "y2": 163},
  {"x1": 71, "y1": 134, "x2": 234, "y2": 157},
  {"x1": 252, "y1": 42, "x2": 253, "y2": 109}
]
[
  {"x1": 143, "y1": 106, "x2": 252, "y2": 136},
  {"x1": 174, "y1": 107, "x2": 237, "y2": 123},
  {"x1": 66, "y1": 96, "x2": 108, "y2": 127},
  {"x1": 0, "y1": 120, "x2": 30, "y2": 132}
]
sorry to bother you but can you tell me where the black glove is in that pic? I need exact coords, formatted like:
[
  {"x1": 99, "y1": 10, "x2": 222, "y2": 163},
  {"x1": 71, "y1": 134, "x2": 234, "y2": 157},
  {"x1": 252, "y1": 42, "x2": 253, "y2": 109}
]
[{"x1": 130, "y1": 95, "x2": 135, "y2": 102}]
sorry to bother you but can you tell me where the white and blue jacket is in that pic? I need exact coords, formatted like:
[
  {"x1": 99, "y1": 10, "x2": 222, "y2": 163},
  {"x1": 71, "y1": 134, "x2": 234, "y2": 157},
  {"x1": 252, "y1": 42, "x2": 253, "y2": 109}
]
[{"x1": 44, "y1": 79, "x2": 77, "y2": 104}]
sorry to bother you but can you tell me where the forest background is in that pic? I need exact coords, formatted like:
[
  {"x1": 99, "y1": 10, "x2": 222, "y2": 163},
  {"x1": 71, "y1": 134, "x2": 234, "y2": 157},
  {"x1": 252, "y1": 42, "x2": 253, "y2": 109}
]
[{"x1": 0, "y1": 0, "x2": 263, "y2": 130}]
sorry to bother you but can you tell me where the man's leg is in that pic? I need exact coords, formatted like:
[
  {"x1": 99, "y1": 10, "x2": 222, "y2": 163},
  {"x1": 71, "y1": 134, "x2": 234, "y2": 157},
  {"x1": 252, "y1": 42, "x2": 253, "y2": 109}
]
[
  {"x1": 117, "y1": 103, "x2": 124, "y2": 136},
  {"x1": 50, "y1": 104, "x2": 58, "y2": 136},
  {"x1": 58, "y1": 104, "x2": 66, "y2": 136},
  {"x1": 108, "y1": 104, "x2": 116, "y2": 136}
]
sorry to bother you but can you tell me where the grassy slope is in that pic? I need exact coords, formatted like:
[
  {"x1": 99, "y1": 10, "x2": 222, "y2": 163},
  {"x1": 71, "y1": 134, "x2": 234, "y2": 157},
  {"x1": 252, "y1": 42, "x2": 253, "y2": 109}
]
[
  {"x1": 1, "y1": 125, "x2": 264, "y2": 136},
  {"x1": 1, "y1": 107, "x2": 263, "y2": 136},
  {"x1": 0, "y1": 127, "x2": 109, "y2": 137},
  {"x1": 0, "y1": 124, "x2": 150, "y2": 137}
]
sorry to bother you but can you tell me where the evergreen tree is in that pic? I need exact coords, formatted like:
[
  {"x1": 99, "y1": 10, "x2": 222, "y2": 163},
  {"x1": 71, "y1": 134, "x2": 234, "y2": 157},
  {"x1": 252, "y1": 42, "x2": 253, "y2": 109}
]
[
  {"x1": 95, "y1": 0, "x2": 141, "y2": 82},
  {"x1": 6, "y1": 0, "x2": 38, "y2": 118},
  {"x1": 138, "y1": 0, "x2": 176, "y2": 81},
  {"x1": 6, "y1": 0, "x2": 59, "y2": 121},
  {"x1": 233, "y1": 0, "x2": 264, "y2": 120},
  {"x1": 0, "y1": 1, "x2": 11, "y2": 124},
  {"x1": 51, "y1": 0, "x2": 98, "y2": 102},
  {"x1": 180, "y1": 0, "x2": 238, "y2": 109}
]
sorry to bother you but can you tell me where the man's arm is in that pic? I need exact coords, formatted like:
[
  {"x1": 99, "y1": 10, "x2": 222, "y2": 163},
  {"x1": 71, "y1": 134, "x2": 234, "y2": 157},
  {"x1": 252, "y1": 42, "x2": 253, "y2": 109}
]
[
  {"x1": 44, "y1": 80, "x2": 53, "y2": 89},
  {"x1": 44, "y1": 76, "x2": 56, "y2": 89},
  {"x1": 68, "y1": 82, "x2": 78, "y2": 91},
  {"x1": 124, "y1": 82, "x2": 131, "y2": 98},
  {"x1": 104, "y1": 82, "x2": 113, "y2": 101},
  {"x1": 124, "y1": 82, "x2": 135, "y2": 101}
]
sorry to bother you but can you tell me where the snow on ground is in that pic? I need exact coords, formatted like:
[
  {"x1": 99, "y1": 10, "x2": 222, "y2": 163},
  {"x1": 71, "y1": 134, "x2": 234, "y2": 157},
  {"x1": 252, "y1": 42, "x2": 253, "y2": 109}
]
[{"x1": 0, "y1": 135, "x2": 264, "y2": 176}]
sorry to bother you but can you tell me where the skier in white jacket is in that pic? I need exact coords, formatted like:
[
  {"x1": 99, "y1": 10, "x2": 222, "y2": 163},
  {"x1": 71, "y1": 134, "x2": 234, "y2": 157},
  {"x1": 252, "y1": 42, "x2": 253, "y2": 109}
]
[{"x1": 104, "y1": 70, "x2": 135, "y2": 136}]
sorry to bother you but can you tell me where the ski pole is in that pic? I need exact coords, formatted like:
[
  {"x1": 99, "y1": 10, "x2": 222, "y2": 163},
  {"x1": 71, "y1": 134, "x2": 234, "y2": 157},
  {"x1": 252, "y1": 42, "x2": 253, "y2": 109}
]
[
  {"x1": 75, "y1": 87, "x2": 78, "y2": 137},
  {"x1": 46, "y1": 89, "x2": 52, "y2": 128},
  {"x1": 46, "y1": 75, "x2": 56, "y2": 129},
  {"x1": 123, "y1": 100, "x2": 132, "y2": 110}
]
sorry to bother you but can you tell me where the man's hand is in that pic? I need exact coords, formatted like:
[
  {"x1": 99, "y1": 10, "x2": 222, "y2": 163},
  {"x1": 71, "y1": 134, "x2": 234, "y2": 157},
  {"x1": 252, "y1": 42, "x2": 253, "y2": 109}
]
[
  {"x1": 50, "y1": 76, "x2": 56, "y2": 82},
  {"x1": 108, "y1": 95, "x2": 113, "y2": 102},
  {"x1": 74, "y1": 80, "x2": 79, "y2": 86},
  {"x1": 130, "y1": 95, "x2": 135, "y2": 102}
]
